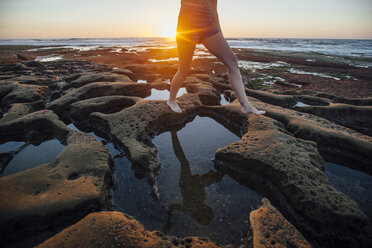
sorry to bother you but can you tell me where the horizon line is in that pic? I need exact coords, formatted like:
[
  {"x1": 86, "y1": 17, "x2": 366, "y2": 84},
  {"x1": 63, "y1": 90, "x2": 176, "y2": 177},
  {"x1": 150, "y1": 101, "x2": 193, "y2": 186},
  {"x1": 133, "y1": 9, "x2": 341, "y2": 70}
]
[{"x1": 0, "y1": 36, "x2": 372, "y2": 41}]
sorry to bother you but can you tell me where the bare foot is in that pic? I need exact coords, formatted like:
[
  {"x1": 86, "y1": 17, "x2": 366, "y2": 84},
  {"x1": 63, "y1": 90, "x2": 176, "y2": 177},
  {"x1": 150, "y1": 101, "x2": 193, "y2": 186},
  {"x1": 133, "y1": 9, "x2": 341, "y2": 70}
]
[
  {"x1": 241, "y1": 105, "x2": 266, "y2": 115},
  {"x1": 167, "y1": 100, "x2": 182, "y2": 113}
]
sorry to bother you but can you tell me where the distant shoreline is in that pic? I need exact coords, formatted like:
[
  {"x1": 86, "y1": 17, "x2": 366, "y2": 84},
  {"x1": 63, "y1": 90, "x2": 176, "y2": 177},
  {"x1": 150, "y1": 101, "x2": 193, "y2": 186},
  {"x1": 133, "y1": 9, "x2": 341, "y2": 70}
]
[{"x1": 1, "y1": 37, "x2": 372, "y2": 40}]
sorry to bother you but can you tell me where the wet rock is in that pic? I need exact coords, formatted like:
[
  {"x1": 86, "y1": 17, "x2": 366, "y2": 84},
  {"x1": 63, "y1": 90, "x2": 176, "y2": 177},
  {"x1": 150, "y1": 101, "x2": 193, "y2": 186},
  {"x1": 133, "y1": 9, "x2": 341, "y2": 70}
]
[
  {"x1": 70, "y1": 72, "x2": 134, "y2": 88},
  {"x1": 124, "y1": 63, "x2": 178, "y2": 82},
  {"x1": 70, "y1": 95, "x2": 142, "y2": 121},
  {"x1": 87, "y1": 83, "x2": 220, "y2": 197},
  {"x1": 279, "y1": 89, "x2": 372, "y2": 106},
  {"x1": 293, "y1": 95, "x2": 331, "y2": 106},
  {"x1": 89, "y1": 94, "x2": 199, "y2": 197},
  {"x1": 184, "y1": 76, "x2": 221, "y2": 105},
  {"x1": 267, "y1": 90, "x2": 372, "y2": 135},
  {"x1": 0, "y1": 110, "x2": 112, "y2": 243},
  {"x1": 209, "y1": 101, "x2": 368, "y2": 246},
  {"x1": 111, "y1": 68, "x2": 137, "y2": 81},
  {"x1": 275, "y1": 80, "x2": 302, "y2": 88},
  {"x1": 245, "y1": 88, "x2": 297, "y2": 107},
  {"x1": 1, "y1": 82, "x2": 49, "y2": 109},
  {"x1": 63, "y1": 73, "x2": 83, "y2": 83},
  {"x1": 295, "y1": 103, "x2": 372, "y2": 136},
  {"x1": 1, "y1": 55, "x2": 370, "y2": 247},
  {"x1": 36, "y1": 211, "x2": 222, "y2": 248},
  {"x1": 124, "y1": 63, "x2": 178, "y2": 75},
  {"x1": 24, "y1": 61, "x2": 45, "y2": 69},
  {"x1": 0, "y1": 100, "x2": 45, "y2": 124},
  {"x1": 47, "y1": 82, "x2": 150, "y2": 119},
  {"x1": 260, "y1": 100, "x2": 372, "y2": 175},
  {"x1": 250, "y1": 198, "x2": 311, "y2": 248},
  {"x1": 16, "y1": 54, "x2": 28, "y2": 61},
  {"x1": 2, "y1": 75, "x2": 51, "y2": 85}
]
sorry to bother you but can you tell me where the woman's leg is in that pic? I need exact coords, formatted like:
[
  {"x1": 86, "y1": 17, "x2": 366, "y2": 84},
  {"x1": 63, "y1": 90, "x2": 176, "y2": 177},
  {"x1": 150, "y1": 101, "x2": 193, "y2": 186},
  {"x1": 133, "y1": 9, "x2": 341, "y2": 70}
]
[
  {"x1": 167, "y1": 37, "x2": 196, "y2": 113},
  {"x1": 202, "y1": 32, "x2": 266, "y2": 115}
]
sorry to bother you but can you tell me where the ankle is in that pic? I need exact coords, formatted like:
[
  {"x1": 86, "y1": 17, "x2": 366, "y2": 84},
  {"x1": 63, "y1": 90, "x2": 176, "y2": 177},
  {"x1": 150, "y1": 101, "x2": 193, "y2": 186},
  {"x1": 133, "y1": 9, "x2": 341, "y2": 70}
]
[{"x1": 241, "y1": 104, "x2": 253, "y2": 110}]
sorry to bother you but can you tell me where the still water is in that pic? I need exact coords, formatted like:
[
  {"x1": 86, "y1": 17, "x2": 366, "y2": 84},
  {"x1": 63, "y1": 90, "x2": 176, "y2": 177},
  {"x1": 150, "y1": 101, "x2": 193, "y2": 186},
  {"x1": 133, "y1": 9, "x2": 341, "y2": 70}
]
[
  {"x1": 112, "y1": 116, "x2": 262, "y2": 246},
  {"x1": 325, "y1": 162, "x2": 372, "y2": 219},
  {"x1": 0, "y1": 139, "x2": 64, "y2": 177}
]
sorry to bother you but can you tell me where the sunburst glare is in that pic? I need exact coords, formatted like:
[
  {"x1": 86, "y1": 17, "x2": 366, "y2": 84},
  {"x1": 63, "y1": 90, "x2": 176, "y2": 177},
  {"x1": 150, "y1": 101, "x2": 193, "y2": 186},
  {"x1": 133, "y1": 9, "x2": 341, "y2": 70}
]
[{"x1": 160, "y1": 23, "x2": 177, "y2": 39}]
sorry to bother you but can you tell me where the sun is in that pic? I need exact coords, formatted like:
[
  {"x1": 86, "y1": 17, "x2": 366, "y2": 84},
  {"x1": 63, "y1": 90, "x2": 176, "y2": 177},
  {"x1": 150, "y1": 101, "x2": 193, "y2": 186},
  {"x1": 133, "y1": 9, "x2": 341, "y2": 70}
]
[{"x1": 160, "y1": 23, "x2": 177, "y2": 39}]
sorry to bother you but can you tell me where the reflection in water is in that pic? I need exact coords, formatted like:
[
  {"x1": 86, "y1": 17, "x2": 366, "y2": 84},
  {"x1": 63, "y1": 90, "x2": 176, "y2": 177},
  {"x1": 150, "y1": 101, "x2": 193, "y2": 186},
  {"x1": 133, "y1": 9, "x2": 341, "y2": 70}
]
[
  {"x1": 220, "y1": 94, "x2": 230, "y2": 105},
  {"x1": 145, "y1": 87, "x2": 187, "y2": 100},
  {"x1": 164, "y1": 131, "x2": 223, "y2": 231},
  {"x1": 0, "y1": 139, "x2": 64, "y2": 177},
  {"x1": 325, "y1": 162, "x2": 372, "y2": 219},
  {"x1": 67, "y1": 123, "x2": 121, "y2": 158},
  {"x1": 112, "y1": 116, "x2": 262, "y2": 246},
  {"x1": 294, "y1": 101, "x2": 310, "y2": 107},
  {"x1": 68, "y1": 123, "x2": 105, "y2": 141}
]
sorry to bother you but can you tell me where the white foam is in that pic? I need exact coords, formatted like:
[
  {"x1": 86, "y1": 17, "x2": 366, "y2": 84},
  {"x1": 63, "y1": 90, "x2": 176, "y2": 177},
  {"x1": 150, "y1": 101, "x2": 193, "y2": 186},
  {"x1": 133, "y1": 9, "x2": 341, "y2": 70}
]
[
  {"x1": 288, "y1": 68, "x2": 341, "y2": 80},
  {"x1": 194, "y1": 55, "x2": 216, "y2": 59},
  {"x1": 148, "y1": 58, "x2": 178, "y2": 62},
  {"x1": 27, "y1": 46, "x2": 65, "y2": 51},
  {"x1": 35, "y1": 54, "x2": 63, "y2": 62},
  {"x1": 110, "y1": 48, "x2": 123, "y2": 53},
  {"x1": 238, "y1": 60, "x2": 286, "y2": 72},
  {"x1": 194, "y1": 50, "x2": 211, "y2": 56}
]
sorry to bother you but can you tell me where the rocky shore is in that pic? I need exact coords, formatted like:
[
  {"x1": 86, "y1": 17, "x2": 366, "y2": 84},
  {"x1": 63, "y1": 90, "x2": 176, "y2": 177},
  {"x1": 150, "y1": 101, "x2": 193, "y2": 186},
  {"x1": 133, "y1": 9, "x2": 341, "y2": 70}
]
[{"x1": 0, "y1": 44, "x2": 371, "y2": 247}]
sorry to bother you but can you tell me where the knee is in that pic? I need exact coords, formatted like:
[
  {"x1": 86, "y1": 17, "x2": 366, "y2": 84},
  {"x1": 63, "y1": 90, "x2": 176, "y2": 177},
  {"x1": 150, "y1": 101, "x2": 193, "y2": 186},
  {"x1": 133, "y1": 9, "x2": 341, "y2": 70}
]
[
  {"x1": 225, "y1": 54, "x2": 239, "y2": 72},
  {"x1": 177, "y1": 67, "x2": 190, "y2": 77}
]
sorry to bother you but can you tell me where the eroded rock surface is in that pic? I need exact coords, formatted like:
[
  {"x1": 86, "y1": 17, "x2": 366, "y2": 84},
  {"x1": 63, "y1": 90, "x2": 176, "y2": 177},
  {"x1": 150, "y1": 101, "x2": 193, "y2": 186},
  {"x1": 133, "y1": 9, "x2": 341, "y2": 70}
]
[
  {"x1": 0, "y1": 110, "x2": 113, "y2": 244},
  {"x1": 206, "y1": 101, "x2": 368, "y2": 247},
  {"x1": 1, "y1": 57, "x2": 371, "y2": 247},
  {"x1": 250, "y1": 198, "x2": 311, "y2": 248},
  {"x1": 36, "y1": 211, "x2": 223, "y2": 248}
]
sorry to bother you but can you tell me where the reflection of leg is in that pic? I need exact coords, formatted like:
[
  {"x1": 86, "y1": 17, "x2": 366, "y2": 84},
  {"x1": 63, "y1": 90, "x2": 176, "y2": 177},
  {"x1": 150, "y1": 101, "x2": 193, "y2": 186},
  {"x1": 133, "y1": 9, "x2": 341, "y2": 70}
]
[
  {"x1": 164, "y1": 203, "x2": 185, "y2": 233},
  {"x1": 202, "y1": 32, "x2": 266, "y2": 116},
  {"x1": 170, "y1": 130, "x2": 191, "y2": 178},
  {"x1": 167, "y1": 37, "x2": 196, "y2": 113},
  {"x1": 0, "y1": 142, "x2": 28, "y2": 175},
  {"x1": 163, "y1": 211, "x2": 172, "y2": 233}
]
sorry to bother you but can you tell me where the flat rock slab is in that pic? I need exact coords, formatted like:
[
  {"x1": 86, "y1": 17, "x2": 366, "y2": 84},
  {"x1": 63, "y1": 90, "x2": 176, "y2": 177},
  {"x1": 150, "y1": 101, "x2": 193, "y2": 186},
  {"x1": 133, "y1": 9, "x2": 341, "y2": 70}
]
[
  {"x1": 294, "y1": 103, "x2": 372, "y2": 136},
  {"x1": 1, "y1": 82, "x2": 48, "y2": 109},
  {"x1": 256, "y1": 99, "x2": 372, "y2": 175},
  {"x1": 250, "y1": 198, "x2": 311, "y2": 248},
  {"x1": 0, "y1": 111, "x2": 112, "y2": 243},
  {"x1": 47, "y1": 81, "x2": 151, "y2": 119},
  {"x1": 208, "y1": 101, "x2": 368, "y2": 246},
  {"x1": 36, "y1": 211, "x2": 223, "y2": 248},
  {"x1": 1, "y1": 57, "x2": 371, "y2": 247},
  {"x1": 70, "y1": 72, "x2": 134, "y2": 88},
  {"x1": 89, "y1": 92, "x2": 214, "y2": 197}
]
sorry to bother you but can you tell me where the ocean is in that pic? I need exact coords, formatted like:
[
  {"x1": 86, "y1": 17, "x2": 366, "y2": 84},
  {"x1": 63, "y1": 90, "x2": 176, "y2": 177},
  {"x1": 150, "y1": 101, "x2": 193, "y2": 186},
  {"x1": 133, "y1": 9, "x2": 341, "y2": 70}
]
[{"x1": 1, "y1": 37, "x2": 371, "y2": 58}]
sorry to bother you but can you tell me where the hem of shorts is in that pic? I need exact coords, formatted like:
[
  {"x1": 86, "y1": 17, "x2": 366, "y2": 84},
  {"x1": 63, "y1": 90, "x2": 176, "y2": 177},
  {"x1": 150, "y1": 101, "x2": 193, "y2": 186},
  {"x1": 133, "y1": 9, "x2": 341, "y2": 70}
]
[
  {"x1": 176, "y1": 29, "x2": 221, "y2": 45},
  {"x1": 199, "y1": 30, "x2": 221, "y2": 44}
]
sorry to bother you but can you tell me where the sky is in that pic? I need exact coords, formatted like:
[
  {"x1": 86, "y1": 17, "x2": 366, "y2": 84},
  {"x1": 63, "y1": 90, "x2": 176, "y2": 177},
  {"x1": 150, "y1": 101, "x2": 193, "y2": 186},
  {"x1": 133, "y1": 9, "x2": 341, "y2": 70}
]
[{"x1": 0, "y1": 0, "x2": 371, "y2": 39}]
